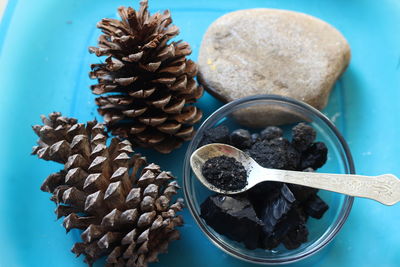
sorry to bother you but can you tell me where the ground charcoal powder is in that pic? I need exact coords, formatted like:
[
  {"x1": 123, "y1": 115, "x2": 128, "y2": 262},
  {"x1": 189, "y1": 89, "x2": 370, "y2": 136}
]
[{"x1": 202, "y1": 156, "x2": 248, "y2": 191}]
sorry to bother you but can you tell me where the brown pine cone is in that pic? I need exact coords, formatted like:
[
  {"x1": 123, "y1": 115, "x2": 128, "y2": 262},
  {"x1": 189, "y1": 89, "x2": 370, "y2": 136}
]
[
  {"x1": 89, "y1": 0, "x2": 203, "y2": 154},
  {"x1": 32, "y1": 112, "x2": 184, "y2": 267}
]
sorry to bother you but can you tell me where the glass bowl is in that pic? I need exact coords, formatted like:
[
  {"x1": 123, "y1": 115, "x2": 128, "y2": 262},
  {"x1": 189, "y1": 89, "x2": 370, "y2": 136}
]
[{"x1": 183, "y1": 94, "x2": 355, "y2": 265}]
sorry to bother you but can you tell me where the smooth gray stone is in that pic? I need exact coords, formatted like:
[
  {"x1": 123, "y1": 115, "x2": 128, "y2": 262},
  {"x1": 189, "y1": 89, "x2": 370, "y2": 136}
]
[{"x1": 198, "y1": 9, "x2": 350, "y2": 127}]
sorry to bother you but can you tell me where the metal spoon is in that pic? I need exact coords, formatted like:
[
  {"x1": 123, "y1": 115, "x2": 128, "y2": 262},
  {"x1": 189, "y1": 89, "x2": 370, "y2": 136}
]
[{"x1": 190, "y1": 143, "x2": 400, "y2": 206}]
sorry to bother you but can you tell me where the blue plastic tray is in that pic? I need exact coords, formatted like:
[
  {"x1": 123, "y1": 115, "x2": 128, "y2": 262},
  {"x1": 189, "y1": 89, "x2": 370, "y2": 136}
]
[{"x1": 1, "y1": 0, "x2": 399, "y2": 266}]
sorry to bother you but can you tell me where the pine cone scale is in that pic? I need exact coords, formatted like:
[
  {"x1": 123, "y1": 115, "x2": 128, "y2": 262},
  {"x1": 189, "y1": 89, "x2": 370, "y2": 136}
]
[{"x1": 128, "y1": 88, "x2": 156, "y2": 98}]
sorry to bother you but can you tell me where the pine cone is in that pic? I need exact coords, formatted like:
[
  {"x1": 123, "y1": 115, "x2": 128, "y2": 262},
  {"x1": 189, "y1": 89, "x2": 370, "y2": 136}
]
[
  {"x1": 89, "y1": 0, "x2": 203, "y2": 154},
  {"x1": 32, "y1": 112, "x2": 184, "y2": 267}
]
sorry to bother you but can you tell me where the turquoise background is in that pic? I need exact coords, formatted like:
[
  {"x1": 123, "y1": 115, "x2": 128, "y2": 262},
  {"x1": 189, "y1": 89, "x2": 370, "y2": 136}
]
[{"x1": 0, "y1": 0, "x2": 399, "y2": 266}]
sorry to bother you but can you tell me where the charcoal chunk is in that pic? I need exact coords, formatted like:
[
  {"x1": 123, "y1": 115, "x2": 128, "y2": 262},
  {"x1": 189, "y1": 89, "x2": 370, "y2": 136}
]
[
  {"x1": 273, "y1": 207, "x2": 306, "y2": 242},
  {"x1": 285, "y1": 144, "x2": 301, "y2": 170},
  {"x1": 260, "y1": 126, "x2": 283, "y2": 141},
  {"x1": 268, "y1": 137, "x2": 291, "y2": 149},
  {"x1": 248, "y1": 138, "x2": 300, "y2": 170},
  {"x1": 200, "y1": 195, "x2": 263, "y2": 249},
  {"x1": 269, "y1": 138, "x2": 301, "y2": 170},
  {"x1": 260, "y1": 235, "x2": 281, "y2": 250},
  {"x1": 230, "y1": 129, "x2": 252, "y2": 149},
  {"x1": 288, "y1": 184, "x2": 318, "y2": 203},
  {"x1": 261, "y1": 206, "x2": 306, "y2": 250},
  {"x1": 247, "y1": 181, "x2": 282, "y2": 215},
  {"x1": 260, "y1": 185, "x2": 296, "y2": 236},
  {"x1": 280, "y1": 184, "x2": 296, "y2": 203},
  {"x1": 248, "y1": 138, "x2": 288, "y2": 169},
  {"x1": 282, "y1": 223, "x2": 309, "y2": 250},
  {"x1": 198, "y1": 125, "x2": 229, "y2": 147},
  {"x1": 251, "y1": 133, "x2": 260, "y2": 144},
  {"x1": 304, "y1": 195, "x2": 329, "y2": 219},
  {"x1": 292, "y1": 123, "x2": 316, "y2": 152},
  {"x1": 300, "y1": 142, "x2": 328, "y2": 170},
  {"x1": 288, "y1": 167, "x2": 318, "y2": 202}
]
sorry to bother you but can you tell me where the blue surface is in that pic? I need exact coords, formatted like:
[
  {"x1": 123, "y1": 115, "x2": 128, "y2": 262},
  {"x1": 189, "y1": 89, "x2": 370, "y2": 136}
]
[{"x1": 0, "y1": 0, "x2": 399, "y2": 266}]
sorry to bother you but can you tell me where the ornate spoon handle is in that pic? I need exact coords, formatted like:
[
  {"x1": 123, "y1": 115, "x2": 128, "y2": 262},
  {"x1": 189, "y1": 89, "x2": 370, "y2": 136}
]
[{"x1": 262, "y1": 169, "x2": 400, "y2": 205}]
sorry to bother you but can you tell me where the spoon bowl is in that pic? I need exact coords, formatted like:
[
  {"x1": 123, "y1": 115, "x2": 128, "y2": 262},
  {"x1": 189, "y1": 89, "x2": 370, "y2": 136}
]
[{"x1": 190, "y1": 143, "x2": 255, "y2": 194}]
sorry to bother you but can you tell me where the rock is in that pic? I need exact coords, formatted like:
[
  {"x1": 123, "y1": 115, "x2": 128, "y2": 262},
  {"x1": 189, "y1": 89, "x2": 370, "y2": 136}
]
[{"x1": 198, "y1": 9, "x2": 351, "y2": 127}]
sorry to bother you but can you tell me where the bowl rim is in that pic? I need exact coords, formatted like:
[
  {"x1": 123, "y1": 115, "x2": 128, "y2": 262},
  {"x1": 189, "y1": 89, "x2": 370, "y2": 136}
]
[{"x1": 183, "y1": 94, "x2": 355, "y2": 265}]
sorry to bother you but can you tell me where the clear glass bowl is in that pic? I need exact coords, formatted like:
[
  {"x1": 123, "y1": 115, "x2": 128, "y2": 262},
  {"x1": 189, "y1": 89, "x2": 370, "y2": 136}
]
[{"x1": 183, "y1": 94, "x2": 355, "y2": 264}]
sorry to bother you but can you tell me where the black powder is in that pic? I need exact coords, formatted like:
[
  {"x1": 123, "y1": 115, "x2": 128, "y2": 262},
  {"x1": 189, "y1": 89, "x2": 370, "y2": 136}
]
[{"x1": 202, "y1": 156, "x2": 248, "y2": 191}]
